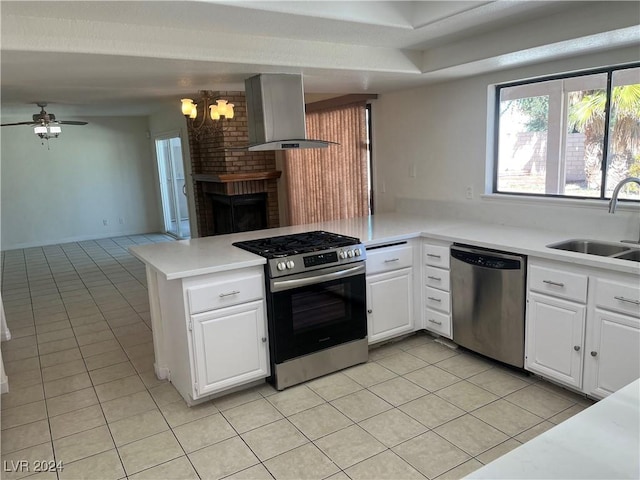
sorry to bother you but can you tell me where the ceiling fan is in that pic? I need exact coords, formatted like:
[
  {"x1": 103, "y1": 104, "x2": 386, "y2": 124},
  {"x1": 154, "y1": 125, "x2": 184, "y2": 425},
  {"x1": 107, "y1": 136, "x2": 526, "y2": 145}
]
[{"x1": 1, "y1": 103, "x2": 88, "y2": 144}]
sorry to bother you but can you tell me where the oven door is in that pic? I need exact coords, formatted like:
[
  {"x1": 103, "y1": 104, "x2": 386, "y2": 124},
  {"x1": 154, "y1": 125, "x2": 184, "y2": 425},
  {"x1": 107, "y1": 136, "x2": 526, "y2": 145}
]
[{"x1": 268, "y1": 262, "x2": 367, "y2": 363}]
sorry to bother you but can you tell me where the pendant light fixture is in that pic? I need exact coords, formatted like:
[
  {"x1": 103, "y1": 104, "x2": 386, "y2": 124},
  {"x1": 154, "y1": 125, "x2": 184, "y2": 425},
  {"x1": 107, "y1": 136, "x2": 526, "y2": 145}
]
[{"x1": 180, "y1": 91, "x2": 234, "y2": 141}]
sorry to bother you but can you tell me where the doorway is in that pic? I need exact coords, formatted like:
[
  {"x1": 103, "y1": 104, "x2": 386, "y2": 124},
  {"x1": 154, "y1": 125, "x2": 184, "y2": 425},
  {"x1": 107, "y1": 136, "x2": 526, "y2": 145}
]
[{"x1": 155, "y1": 135, "x2": 190, "y2": 239}]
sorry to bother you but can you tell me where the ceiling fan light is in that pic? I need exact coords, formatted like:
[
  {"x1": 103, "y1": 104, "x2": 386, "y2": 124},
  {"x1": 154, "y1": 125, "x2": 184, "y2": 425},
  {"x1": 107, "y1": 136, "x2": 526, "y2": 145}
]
[
  {"x1": 181, "y1": 98, "x2": 195, "y2": 116},
  {"x1": 34, "y1": 125, "x2": 47, "y2": 135},
  {"x1": 49, "y1": 125, "x2": 62, "y2": 134}
]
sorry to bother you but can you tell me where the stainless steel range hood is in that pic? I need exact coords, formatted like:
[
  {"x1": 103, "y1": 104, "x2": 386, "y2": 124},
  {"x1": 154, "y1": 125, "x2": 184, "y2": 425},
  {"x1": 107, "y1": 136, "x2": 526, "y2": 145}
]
[{"x1": 245, "y1": 74, "x2": 336, "y2": 151}]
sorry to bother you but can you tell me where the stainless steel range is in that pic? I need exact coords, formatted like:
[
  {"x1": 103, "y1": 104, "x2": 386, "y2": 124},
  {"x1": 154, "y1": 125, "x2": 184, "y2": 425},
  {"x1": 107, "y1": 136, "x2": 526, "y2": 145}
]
[{"x1": 233, "y1": 231, "x2": 368, "y2": 390}]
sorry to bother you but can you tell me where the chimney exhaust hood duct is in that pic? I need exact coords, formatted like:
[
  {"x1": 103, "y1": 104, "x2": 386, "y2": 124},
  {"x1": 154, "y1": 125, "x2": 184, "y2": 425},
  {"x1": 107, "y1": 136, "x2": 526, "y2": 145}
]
[{"x1": 245, "y1": 74, "x2": 336, "y2": 151}]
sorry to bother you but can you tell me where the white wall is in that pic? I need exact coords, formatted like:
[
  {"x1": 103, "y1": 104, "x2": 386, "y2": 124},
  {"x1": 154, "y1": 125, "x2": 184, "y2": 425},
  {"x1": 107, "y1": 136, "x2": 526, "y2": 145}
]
[
  {"x1": 373, "y1": 46, "x2": 640, "y2": 241},
  {"x1": 1, "y1": 116, "x2": 162, "y2": 250}
]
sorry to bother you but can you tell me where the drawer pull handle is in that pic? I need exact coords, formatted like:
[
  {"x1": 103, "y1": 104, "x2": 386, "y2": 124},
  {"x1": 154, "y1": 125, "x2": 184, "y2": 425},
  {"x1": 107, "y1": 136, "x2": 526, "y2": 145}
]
[
  {"x1": 219, "y1": 290, "x2": 240, "y2": 298},
  {"x1": 573, "y1": 345, "x2": 581, "y2": 351},
  {"x1": 427, "y1": 253, "x2": 441, "y2": 258},
  {"x1": 543, "y1": 280, "x2": 565, "y2": 287},
  {"x1": 428, "y1": 319, "x2": 443, "y2": 326},
  {"x1": 262, "y1": 337, "x2": 267, "y2": 343},
  {"x1": 367, "y1": 309, "x2": 373, "y2": 314},
  {"x1": 384, "y1": 258, "x2": 400, "y2": 263},
  {"x1": 614, "y1": 296, "x2": 640, "y2": 306},
  {"x1": 427, "y1": 297, "x2": 442, "y2": 302},
  {"x1": 591, "y1": 351, "x2": 598, "y2": 357},
  {"x1": 427, "y1": 276, "x2": 442, "y2": 281}
]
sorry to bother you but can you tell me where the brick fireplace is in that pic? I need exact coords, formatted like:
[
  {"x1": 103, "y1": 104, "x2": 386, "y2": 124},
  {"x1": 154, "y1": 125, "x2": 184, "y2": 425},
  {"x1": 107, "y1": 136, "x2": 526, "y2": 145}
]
[{"x1": 185, "y1": 91, "x2": 281, "y2": 237}]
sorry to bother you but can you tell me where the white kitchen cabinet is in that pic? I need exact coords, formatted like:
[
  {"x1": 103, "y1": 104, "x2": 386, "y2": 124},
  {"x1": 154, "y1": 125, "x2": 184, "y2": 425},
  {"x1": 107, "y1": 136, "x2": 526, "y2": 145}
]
[
  {"x1": 366, "y1": 243, "x2": 414, "y2": 344},
  {"x1": 526, "y1": 258, "x2": 640, "y2": 399},
  {"x1": 584, "y1": 277, "x2": 640, "y2": 399},
  {"x1": 526, "y1": 292, "x2": 586, "y2": 389},
  {"x1": 585, "y1": 309, "x2": 640, "y2": 399},
  {"x1": 151, "y1": 265, "x2": 269, "y2": 405},
  {"x1": 191, "y1": 300, "x2": 269, "y2": 397},
  {"x1": 526, "y1": 261, "x2": 588, "y2": 390},
  {"x1": 422, "y1": 240, "x2": 452, "y2": 339}
]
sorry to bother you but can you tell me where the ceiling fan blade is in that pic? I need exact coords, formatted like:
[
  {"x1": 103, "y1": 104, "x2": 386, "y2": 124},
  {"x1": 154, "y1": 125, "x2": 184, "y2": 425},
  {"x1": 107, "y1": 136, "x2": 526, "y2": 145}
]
[
  {"x1": 0, "y1": 121, "x2": 35, "y2": 127},
  {"x1": 59, "y1": 121, "x2": 88, "y2": 125}
]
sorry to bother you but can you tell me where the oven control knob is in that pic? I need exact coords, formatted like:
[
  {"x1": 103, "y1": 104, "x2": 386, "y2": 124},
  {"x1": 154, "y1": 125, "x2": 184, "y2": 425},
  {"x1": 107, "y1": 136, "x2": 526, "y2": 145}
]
[
  {"x1": 277, "y1": 262, "x2": 286, "y2": 271},
  {"x1": 286, "y1": 260, "x2": 295, "y2": 269},
  {"x1": 354, "y1": 248, "x2": 362, "y2": 257},
  {"x1": 339, "y1": 251, "x2": 347, "y2": 259},
  {"x1": 347, "y1": 250, "x2": 355, "y2": 258}
]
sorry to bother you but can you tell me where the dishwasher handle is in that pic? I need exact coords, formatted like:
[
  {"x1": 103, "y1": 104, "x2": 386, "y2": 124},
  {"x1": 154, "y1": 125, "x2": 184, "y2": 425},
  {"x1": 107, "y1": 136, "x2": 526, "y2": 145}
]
[{"x1": 451, "y1": 246, "x2": 523, "y2": 270}]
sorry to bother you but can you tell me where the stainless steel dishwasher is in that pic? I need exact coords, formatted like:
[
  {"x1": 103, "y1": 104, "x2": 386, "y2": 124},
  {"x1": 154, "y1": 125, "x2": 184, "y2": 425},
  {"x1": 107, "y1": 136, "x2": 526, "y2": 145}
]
[{"x1": 450, "y1": 244, "x2": 526, "y2": 368}]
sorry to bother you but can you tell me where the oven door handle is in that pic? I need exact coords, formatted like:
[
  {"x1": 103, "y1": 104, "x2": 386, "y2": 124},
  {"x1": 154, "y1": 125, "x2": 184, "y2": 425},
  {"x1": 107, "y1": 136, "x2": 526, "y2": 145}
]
[{"x1": 270, "y1": 264, "x2": 366, "y2": 292}]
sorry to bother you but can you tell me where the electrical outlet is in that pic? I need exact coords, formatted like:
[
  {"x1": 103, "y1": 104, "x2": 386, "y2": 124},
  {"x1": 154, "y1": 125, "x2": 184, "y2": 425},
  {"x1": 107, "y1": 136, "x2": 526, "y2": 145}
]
[
  {"x1": 465, "y1": 186, "x2": 474, "y2": 200},
  {"x1": 118, "y1": 217, "x2": 124, "y2": 225},
  {"x1": 103, "y1": 219, "x2": 109, "y2": 226}
]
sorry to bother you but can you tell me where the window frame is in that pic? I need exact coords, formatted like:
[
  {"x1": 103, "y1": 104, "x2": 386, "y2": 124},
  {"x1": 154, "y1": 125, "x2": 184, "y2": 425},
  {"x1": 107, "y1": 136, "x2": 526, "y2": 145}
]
[
  {"x1": 366, "y1": 103, "x2": 374, "y2": 214},
  {"x1": 492, "y1": 62, "x2": 640, "y2": 201}
]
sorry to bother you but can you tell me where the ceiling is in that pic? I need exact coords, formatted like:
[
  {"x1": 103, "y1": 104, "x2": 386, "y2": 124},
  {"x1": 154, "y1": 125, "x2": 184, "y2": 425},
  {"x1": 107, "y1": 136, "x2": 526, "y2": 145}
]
[{"x1": 1, "y1": 1, "x2": 638, "y2": 117}]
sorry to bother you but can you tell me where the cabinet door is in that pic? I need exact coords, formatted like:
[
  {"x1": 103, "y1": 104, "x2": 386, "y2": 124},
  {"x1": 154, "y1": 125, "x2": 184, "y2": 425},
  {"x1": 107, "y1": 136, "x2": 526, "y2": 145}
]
[
  {"x1": 586, "y1": 309, "x2": 640, "y2": 399},
  {"x1": 367, "y1": 268, "x2": 413, "y2": 344},
  {"x1": 526, "y1": 292, "x2": 585, "y2": 389},
  {"x1": 191, "y1": 300, "x2": 269, "y2": 397}
]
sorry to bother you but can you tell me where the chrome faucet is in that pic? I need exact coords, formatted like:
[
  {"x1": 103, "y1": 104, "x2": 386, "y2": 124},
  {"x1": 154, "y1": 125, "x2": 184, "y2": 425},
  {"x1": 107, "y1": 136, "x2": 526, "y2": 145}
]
[{"x1": 608, "y1": 176, "x2": 640, "y2": 244}]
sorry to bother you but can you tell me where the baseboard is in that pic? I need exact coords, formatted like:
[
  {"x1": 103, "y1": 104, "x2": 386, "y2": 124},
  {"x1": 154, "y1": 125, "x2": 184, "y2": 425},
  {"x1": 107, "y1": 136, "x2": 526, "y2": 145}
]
[
  {"x1": 154, "y1": 364, "x2": 170, "y2": 381},
  {"x1": 2, "y1": 229, "x2": 165, "y2": 252}
]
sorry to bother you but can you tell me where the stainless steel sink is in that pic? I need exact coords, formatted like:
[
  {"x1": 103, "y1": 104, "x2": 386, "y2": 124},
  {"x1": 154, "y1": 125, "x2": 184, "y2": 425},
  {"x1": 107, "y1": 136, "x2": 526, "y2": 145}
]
[
  {"x1": 612, "y1": 249, "x2": 640, "y2": 262},
  {"x1": 547, "y1": 239, "x2": 630, "y2": 257},
  {"x1": 547, "y1": 239, "x2": 640, "y2": 263}
]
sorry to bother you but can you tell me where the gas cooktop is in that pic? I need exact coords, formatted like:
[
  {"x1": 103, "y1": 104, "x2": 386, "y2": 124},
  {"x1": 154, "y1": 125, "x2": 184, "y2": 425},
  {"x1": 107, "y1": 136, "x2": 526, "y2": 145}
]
[
  {"x1": 233, "y1": 230, "x2": 365, "y2": 278},
  {"x1": 233, "y1": 231, "x2": 360, "y2": 259}
]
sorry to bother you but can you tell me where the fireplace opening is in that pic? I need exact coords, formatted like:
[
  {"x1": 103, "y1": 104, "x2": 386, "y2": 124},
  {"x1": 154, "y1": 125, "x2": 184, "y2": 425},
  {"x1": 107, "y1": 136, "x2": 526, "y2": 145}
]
[{"x1": 209, "y1": 193, "x2": 268, "y2": 235}]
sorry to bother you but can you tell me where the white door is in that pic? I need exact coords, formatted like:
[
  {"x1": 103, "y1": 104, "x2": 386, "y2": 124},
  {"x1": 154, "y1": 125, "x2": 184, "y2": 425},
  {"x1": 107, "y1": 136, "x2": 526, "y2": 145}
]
[
  {"x1": 367, "y1": 268, "x2": 413, "y2": 344},
  {"x1": 525, "y1": 292, "x2": 585, "y2": 389},
  {"x1": 191, "y1": 300, "x2": 269, "y2": 397},
  {"x1": 586, "y1": 309, "x2": 640, "y2": 398},
  {"x1": 155, "y1": 135, "x2": 190, "y2": 238}
]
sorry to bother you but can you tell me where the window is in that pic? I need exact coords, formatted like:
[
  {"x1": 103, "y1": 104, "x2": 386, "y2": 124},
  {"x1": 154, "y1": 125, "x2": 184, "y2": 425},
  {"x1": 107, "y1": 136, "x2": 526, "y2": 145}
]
[{"x1": 494, "y1": 64, "x2": 640, "y2": 201}]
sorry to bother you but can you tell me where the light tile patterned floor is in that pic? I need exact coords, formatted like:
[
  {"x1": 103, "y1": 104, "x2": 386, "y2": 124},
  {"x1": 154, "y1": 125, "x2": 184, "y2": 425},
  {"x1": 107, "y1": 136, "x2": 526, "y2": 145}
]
[{"x1": 1, "y1": 235, "x2": 595, "y2": 480}]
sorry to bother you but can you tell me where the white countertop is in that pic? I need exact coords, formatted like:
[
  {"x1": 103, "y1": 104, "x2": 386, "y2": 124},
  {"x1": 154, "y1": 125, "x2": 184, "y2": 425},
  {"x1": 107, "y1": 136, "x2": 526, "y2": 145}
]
[
  {"x1": 129, "y1": 213, "x2": 640, "y2": 279},
  {"x1": 466, "y1": 379, "x2": 640, "y2": 479}
]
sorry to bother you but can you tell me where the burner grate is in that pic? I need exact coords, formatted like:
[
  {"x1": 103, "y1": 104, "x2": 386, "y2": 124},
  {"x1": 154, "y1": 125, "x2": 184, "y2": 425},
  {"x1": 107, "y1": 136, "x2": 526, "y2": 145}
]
[{"x1": 233, "y1": 231, "x2": 360, "y2": 258}]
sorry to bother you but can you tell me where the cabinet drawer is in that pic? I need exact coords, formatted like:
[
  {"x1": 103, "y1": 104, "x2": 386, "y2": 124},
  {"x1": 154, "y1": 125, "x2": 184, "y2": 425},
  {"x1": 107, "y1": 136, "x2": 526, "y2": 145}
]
[
  {"x1": 425, "y1": 286, "x2": 450, "y2": 313},
  {"x1": 425, "y1": 266, "x2": 450, "y2": 291},
  {"x1": 529, "y1": 265, "x2": 588, "y2": 303},
  {"x1": 424, "y1": 244, "x2": 450, "y2": 268},
  {"x1": 594, "y1": 278, "x2": 640, "y2": 318},
  {"x1": 366, "y1": 245, "x2": 413, "y2": 275},
  {"x1": 188, "y1": 273, "x2": 263, "y2": 314},
  {"x1": 424, "y1": 308, "x2": 451, "y2": 338}
]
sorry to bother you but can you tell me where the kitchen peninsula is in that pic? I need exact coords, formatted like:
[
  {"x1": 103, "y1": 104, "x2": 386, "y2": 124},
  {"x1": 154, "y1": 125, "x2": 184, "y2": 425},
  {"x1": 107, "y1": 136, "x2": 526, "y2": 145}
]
[{"x1": 129, "y1": 212, "x2": 639, "y2": 407}]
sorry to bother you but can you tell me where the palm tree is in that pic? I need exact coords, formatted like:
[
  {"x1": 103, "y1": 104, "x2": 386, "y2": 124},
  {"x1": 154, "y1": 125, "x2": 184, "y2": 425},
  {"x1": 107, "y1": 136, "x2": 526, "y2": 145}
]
[{"x1": 569, "y1": 83, "x2": 640, "y2": 164}]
